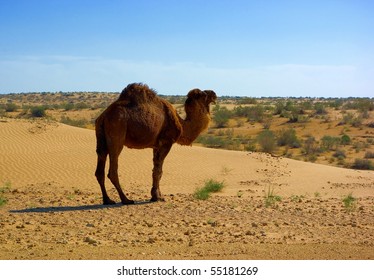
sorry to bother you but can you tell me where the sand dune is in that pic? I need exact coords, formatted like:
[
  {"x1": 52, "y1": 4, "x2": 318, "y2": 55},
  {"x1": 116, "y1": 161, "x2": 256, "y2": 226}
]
[
  {"x1": 1, "y1": 118, "x2": 372, "y2": 199},
  {"x1": 1, "y1": 118, "x2": 373, "y2": 260}
]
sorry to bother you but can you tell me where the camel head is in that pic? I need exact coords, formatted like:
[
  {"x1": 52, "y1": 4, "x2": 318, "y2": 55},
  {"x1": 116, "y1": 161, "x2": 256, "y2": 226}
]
[{"x1": 184, "y1": 89, "x2": 217, "y2": 117}]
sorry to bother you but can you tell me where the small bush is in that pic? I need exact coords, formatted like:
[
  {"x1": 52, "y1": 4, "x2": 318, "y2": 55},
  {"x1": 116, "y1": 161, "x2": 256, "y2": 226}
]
[
  {"x1": 343, "y1": 99, "x2": 374, "y2": 112},
  {"x1": 0, "y1": 182, "x2": 11, "y2": 207},
  {"x1": 340, "y1": 134, "x2": 351, "y2": 146},
  {"x1": 196, "y1": 135, "x2": 226, "y2": 148},
  {"x1": 342, "y1": 193, "x2": 357, "y2": 212},
  {"x1": 333, "y1": 149, "x2": 346, "y2": 159},
  {"x1": 277, "y1": 128, "x2": 301, "y2": 148},
  {"x1": 302, "y1": 136, "x2": 321, "y2": 156},
  {"x1": 320, "y1": 135, "x2": 341, "y2": 151},
  {"x1": 351, "y1": 117, "x2": 363, "y2": 128},
  {"x1": 257, "y1": 130, "x2": 276, "y2": 154},
  {"x1": 290, "y1": 194, "x2": 304, "y2": 203},
  {"x1": 204, "y1": 179, "x2": 225, "y2": 193},
  {"x1": 314, "y1": 103, "x2": 327, "y2": 115},
  {"x1": 62, "y1": 103, "x2": 74, "y2": 111},
  {"x1": 264, "y1": 187, "x2": 282, "y2": 208},
  {"x1": 0, "y1": 196, "x2": 6, "y2": 207},
  {"x1": 352, "y1": 159, "x2": 374, "y2": 170},
  {"x1": 30, "y1": 106, "x2": 46, "y2": 117},
  {"x1": 339, "y1": 113, "x2": 363, "y2": 127},
  {"x1": 194, "y1": 188, "x2": 210, "y2": 200},
  {"x1": 247, "y1": 105, "x2": 265, "y2": 123},
  {"x1": 213, "y1": 105, "x2": 232, "y2": 128},
  {"x1": 60, "y1": 116, "x2": 89, "y2": 128},
  {"x1": 5, "y1": 103, "x2": 18, "y2": 112},
  {"x1": 194, "y1": 179, "x2": 225, "y2": 200},
  {"x1": 236, "y1": 97, "x2": 257, "y2": 105},
  {"x1": 364, "y1": 151, "x2": 374, "y2": 159},
  {"x1": 233, "y1": 105, "x2": 266, "y2": 123},
  {"x1": 273, "y1": 101, "x2": 285, "y2": 115},
  {"x1": 75, "y1": 102, "x2": 90, "y2": 110}
]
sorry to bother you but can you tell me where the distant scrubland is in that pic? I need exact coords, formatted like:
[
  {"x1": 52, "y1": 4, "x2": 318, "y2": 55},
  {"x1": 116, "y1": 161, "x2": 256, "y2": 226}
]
[{"x1": 0, "y1": 92, "x2": 373, "y2": 170}]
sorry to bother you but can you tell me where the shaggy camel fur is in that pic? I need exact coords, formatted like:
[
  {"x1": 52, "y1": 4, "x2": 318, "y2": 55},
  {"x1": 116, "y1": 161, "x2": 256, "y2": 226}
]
[{"x1": 95, "y1": 83, "x2": 217, "y2": 204}]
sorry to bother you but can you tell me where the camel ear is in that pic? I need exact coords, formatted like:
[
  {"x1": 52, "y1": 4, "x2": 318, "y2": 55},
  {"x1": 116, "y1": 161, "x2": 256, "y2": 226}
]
[{"x1": 203, "y1": 90, "x2": 217, "y2": 104}]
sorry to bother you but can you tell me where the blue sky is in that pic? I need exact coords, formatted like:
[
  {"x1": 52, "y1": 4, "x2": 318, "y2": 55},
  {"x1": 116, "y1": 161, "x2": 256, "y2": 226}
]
[{"x1": 0, "y1": 0, "x2": 373, "y2": 97}]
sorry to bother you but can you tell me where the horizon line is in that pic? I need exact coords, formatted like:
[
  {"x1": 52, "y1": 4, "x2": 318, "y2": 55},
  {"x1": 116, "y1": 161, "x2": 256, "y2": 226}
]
[{"x1": 0, "y1": 91, "x2": 372, "y2": 99}]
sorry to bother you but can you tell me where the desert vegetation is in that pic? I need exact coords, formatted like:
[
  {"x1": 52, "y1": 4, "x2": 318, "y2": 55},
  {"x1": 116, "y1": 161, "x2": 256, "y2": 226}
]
[
  {"x1": 0, "y1": 93, "x2": 373, "y2": 170},
  {"x1": 264, "y1": 187, "x2": 282, "y2": 208},
  {"x1": 196, "y1": 97, "x2": 373, "y2": 170},
  {"x1": 0, "y1": 181, "x2": 11, "y2": 207},
  {"x1": 342, "y1": 193, "x2": 357, "y2": 212},
  {"x1": 194, "y1": 179, "x2": 226, "y2": 200}
]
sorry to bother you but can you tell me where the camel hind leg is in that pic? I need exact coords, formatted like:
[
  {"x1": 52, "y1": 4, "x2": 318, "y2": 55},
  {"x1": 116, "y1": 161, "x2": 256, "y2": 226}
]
[
  {"x1": 95, "y1": 151, "x2": 116, "y2": 205},
  {"x1": 107, "y1": 141, "x2": 134, "y2": 205},
  {"x1": 95, "y1": 122, "x2": 115, "y2": 205}
]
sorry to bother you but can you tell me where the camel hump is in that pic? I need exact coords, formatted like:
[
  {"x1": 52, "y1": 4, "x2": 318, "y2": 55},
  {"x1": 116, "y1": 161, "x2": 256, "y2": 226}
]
[{"x1": 118, "y1": 83, "x2": 157, "y2": 104}]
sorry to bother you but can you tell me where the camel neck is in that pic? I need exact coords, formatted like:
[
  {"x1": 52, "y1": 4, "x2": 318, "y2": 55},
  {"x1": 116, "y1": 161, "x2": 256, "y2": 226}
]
[{"x1": 177, "y1": 114, "x2": 210, "y2": 146}]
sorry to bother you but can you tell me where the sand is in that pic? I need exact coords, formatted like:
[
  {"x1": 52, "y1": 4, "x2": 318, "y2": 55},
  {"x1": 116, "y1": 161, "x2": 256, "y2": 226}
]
[{"x1": 0, "y1": 118, "x2": 373, "y2": 259}]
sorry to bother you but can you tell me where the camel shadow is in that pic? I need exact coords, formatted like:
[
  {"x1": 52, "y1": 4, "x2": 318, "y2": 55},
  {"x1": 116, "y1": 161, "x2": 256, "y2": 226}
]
[{"x1": 9, "y1": 200, "x2": 153, "y2": 214}]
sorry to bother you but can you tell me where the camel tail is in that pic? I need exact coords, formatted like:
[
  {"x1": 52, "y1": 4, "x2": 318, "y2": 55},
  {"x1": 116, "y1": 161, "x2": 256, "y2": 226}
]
[{"x1": 95, "y1": 115, "x2": 108, "y2": 156}]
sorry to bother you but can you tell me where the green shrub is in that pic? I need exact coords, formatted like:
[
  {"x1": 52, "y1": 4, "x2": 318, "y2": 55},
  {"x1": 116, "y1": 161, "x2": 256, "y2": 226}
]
[
  {"x1": 233, "y1": 105, "x2": 266, "y2": 123},
  {"x1": 30, "y1": 106, "x2": 46, "y2": 117},
  {"x1": 0, "y1": 182, "x2": 11, "y2": 207},
  {"x1": 314, "y1": 103, "x2": 327, "y2": 115},
  {"x1": 194, "y1": 188, "x2": 210, "y2": 200},
  {"x1": 343, "y1": 99, "x2": 374, "y2": 112},
  {"x1": 75, "y1": 102, "x2": 90, "y2": 110},
  {"x1": 62, "y1": 102, "x2": 74, "y2": 111},
  {"x1": 194, "y1": 179, "x2": 225, "y2": 200},
  {"x1": 273, "y1": 101, "x2": 285, "y2": 115},
  {"x1": 364, "y1": 151, "x2": 374, "y2": 159},
  {"x1": 204, "y1": 179, "x2": 225, "y2": 193},
  {"x1": 0, "y1": 197, "x2": 6, "y2": 207},
  {"x1": 333, "y1": 149, "x2": 346, "y2": 159},
  {"x1": 320, "y1": 135, "x2": 341, "y2": 151},
  {"x1": 342, "y1": 193, "x2": 357, "y2": 212},
  {"x1": 264, "y1": 187, "x2": 282, "y2": 208},
  {"x1": 257, "y1": 130, "x2": 276, "y2": 153},
  {"x1": 352, "y1": 159, "x2": 374, "y2": 170},
  {"x1": 60, "y1": 116, "x2": 89, "y2": 128},
  {"x1": 213, "y1": 105, "x2": 232, "y2": 128},
  {"x1": 5, "y1": 102, "x2": 18, "y2": 112},
  {"x1": 340, "y1": 134, "x2": 351, "y2": 146},
  {"x1": 196, "y1": 135, "x2": 225, "y2": 148},
  {"x1": 274, "y1": 101, "x2": 306, "y2": 123},
  {"x1": 277, "y1": 128, "x2": 301, "y2": 148},
  {"x1": 236, "y1": 97, "x2": 257, "y2": 105},
  {"x1": 339, "y1": 113, "x2": 363, "y2": 127},
  {"x1": 303, "y1": 136, "x2": 321, "y2": 156},
  {"x1": 247, "y1": 105, "x2": 265, "y2": 122}
]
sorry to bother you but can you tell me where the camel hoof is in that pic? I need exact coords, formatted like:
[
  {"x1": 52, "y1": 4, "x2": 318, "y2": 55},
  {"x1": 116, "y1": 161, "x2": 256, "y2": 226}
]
[
  {"x1": 150, "y1": 197, "x2": 165, "y2": 202},
  {"x1": 121, "y1": 199, "x2": 135, "y2": 205},
  {"x1": 103, "y1": 198, "x2": 116, "y2": 205}
]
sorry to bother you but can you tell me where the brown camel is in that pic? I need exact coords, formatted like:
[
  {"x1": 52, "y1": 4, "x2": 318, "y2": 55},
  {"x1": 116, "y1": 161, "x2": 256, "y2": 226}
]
[{"x1": 95, "y1": 83, "x2": 217, "y2": 204}]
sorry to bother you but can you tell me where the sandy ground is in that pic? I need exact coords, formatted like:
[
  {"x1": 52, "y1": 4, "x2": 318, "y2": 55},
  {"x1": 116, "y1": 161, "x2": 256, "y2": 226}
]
[{"x1": 0, "y1": 118, "x2": 373, "y2": 259}]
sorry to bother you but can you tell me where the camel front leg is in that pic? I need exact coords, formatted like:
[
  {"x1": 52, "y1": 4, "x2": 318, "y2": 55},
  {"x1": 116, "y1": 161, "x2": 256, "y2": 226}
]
[{"x1": 151, "y1": 143, "x2": 172, "y2": 202}]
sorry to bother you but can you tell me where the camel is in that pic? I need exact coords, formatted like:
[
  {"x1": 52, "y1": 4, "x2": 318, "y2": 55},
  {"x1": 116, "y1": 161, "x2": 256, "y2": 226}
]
[{"x1": 95, "y1": 83, "x2": 217, "y2": 205}]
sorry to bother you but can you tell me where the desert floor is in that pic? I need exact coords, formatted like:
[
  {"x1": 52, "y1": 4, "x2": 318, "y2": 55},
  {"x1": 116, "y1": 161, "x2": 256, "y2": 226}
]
[{"x1": 0, "y1": 118, "x2": 373, "y2": 259}]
